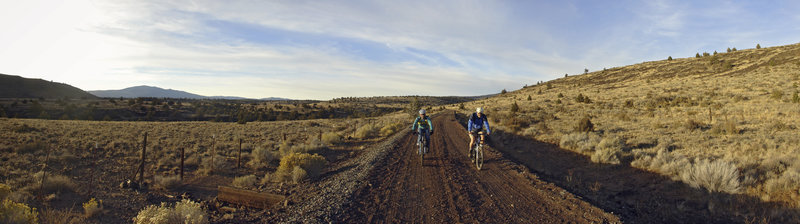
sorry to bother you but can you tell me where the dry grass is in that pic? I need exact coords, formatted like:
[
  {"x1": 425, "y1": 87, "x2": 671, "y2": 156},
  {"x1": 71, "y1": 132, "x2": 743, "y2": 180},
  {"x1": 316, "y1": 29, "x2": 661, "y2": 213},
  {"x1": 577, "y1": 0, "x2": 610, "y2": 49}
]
[
  {"x1": 450, "y1": 42, "x2": 800, "y2": 206},
  {"x1": 132, "y1": 199, "x2": 207, "y2": 224},
  {"x1": 153, "y1": 175, "x2": 182, "y2": 190},
  {"x1": 232, "y1": 175, "x2": 257, "y2": 189}
]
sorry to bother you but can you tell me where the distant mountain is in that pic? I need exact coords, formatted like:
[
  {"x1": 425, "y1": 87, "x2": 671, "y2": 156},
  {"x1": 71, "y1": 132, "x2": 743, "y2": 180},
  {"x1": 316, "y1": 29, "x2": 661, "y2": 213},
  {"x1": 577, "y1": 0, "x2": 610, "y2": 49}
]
[
  {"x1": 90, "y1": 85, "x2": 205, "y2": 98},
  {"x1": 0, "y1": 74, "x2": 97, "y2": 99},
  {"x1": 90, "y1": 85, "x2": 292, "y2": 100}
]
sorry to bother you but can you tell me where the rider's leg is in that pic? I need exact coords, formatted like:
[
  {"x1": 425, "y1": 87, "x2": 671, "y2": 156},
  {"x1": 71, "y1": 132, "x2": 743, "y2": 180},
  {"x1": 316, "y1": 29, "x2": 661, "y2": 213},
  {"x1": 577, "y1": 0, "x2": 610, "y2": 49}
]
[
  {"x1": 469, "y1": 133, "x2": 475, "y2": 151},
  {"x1": 424, "y1": 129, "x2": 431, "y2": 150}
]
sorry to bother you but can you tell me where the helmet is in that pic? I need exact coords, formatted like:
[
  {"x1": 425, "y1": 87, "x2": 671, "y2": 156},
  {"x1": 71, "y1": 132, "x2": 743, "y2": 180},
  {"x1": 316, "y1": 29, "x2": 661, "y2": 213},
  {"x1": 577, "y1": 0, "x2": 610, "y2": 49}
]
[
  {"x1": 419, "y1": 109, "x2": 426, "y2": 114},
  {"x1": 476, "y1": 107, "x2": 484, "y2": 113}
]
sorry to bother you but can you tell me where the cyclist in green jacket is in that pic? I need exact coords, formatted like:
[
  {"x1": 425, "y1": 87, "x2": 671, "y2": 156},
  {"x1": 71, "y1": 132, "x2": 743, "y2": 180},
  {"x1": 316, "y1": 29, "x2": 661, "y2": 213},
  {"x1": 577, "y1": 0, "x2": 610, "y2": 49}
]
[{"x1": 412, "y1": 109, "x2": 434, "y2": 150}]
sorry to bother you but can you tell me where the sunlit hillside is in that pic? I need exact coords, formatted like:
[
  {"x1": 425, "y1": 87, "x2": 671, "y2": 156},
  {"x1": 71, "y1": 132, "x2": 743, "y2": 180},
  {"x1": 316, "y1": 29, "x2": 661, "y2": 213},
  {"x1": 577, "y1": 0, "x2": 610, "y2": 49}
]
[{"x1": 455, "y1": 42, "x2": 800, "y2": 207}]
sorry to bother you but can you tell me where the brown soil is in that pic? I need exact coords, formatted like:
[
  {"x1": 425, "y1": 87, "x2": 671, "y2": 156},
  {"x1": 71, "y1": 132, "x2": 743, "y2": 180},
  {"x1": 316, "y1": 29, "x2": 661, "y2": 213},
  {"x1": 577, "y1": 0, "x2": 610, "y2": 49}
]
[{"x1": 342, "y1": 111, "x2": 620, "y2": 223}]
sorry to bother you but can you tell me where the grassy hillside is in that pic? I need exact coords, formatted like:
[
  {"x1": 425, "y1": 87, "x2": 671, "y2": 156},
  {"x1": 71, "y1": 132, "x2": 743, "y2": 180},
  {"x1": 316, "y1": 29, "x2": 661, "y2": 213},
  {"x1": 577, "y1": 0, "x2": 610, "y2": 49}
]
[
  {"x1": 0, "y1": 74, "x2": 97, "y2": 99},
  {"x1": 451, "y1": 43, "x2": 800, "y2": 207}
]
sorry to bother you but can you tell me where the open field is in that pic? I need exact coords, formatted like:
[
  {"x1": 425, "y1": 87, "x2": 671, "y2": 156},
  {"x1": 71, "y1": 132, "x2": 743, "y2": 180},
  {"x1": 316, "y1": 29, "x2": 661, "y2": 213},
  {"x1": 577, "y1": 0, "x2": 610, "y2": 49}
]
[{"x1": 0, "y1": 112, "x2": 407, "y2": 223}]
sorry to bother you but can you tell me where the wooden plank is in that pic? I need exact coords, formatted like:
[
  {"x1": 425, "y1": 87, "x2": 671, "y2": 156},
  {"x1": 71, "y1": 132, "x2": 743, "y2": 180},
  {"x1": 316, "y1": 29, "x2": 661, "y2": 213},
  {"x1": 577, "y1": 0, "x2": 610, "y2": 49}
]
[{"x1": 217, "y1": 186, "x2": 285, "y2": 209}]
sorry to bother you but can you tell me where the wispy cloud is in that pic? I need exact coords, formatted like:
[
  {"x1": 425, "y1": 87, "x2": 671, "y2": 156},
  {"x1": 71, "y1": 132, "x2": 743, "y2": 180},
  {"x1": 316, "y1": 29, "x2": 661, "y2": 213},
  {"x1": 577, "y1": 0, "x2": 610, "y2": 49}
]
[{"x1": 1, "y1": 0, "x2": 799, "y2": 99}]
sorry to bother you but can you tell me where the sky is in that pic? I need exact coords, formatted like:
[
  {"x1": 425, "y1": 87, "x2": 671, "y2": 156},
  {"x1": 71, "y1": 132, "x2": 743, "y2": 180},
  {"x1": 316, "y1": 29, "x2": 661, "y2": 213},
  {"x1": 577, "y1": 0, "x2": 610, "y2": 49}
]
[{"x1": 1, "y1": 0, "x2": 799, "y2": 100}]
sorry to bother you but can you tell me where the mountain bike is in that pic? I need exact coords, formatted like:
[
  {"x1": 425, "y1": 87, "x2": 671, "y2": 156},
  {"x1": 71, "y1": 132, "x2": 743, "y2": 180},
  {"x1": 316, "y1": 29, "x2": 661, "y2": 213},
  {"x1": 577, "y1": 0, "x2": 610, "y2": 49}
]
[
  {"x1": 416, "y1": 129, "x2": 429, "y2": 166},
  {"x1": 469, "y1": 131, "x2": 485, "y2": 170}
]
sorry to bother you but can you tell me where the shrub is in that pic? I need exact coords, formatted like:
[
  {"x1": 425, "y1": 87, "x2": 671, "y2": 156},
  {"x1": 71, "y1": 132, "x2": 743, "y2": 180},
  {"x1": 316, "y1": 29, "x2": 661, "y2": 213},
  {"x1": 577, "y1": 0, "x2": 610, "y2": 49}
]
[
  {"x1": 756, "y1": 44, "x2": 761, "y2": 49},
  {"x1": 291, "y1": 166, "x2": 308, "y2": 184},
  {"x1": 710, "y1": 120, "x2": 739, "y2": 135},
  {"x1": 575, "y1": 117, "x2": 594, "y2": 133},
  {"x1": 34, "y1": 173, "x2": 76, "y2": 194},
  {"x1": 321, "y1": 132, "x2": 342, "y2": 145},
  {"x1": 379, "y1": 123, "x2": 404, "y2": 137},
  {"x1": 667, "y1": 56, "x2": 673, "y2": 61},
  {"x1": 248, "y1": 146, "x2": 275, "y2": 169},
  {"x1": 274, "y1": 153, "x2": 327, "y2": 183},
  {"x1": 510, "y1": 101, "x2": 519, "y2": 113},
  {"x1": 0, "y1": 184, "x2": 9, "y2": 200},
  {"x1": 559, "y1": 132, "x2": 601, "y2": 154},
  {"x1": 233, "y1": 175, "x2": 257, "y2": 189},
  {"x1": 154, "y1": 175, "x2": 182, "y2": 190},
  {"x1": 82, "y1": 198, "x2": 102, "y2": 218},
  {"x1": 1, "y1": 199, "x2": 38, "y2": 224},
  {"x1": 631, "y1": 148, "x2": 690, "y2": 180},
  {"x1": 793, "y1": 91, "x2": 799, "y2": 103},
  {"x1": 771, "y1": 89, "x2": 783, "y2": 100},
  {"x1": 684, "y1": 119, "x2": 704, "y2": 130},
  {"x1": 763, "y1": 169, "x2": 800, "y2": 201},
  {"x1": 133, "y1": 199, "x2": 207, "y2": 224},
  {"x1": 354, "y1": 123, "x2": 380, "y2": 139},
  {"x1": 680, "y1": 159, "x2": 741, "y2": 194},
  {"x1": 592, "y1": 148, "x2": 620, "y2": 165}
]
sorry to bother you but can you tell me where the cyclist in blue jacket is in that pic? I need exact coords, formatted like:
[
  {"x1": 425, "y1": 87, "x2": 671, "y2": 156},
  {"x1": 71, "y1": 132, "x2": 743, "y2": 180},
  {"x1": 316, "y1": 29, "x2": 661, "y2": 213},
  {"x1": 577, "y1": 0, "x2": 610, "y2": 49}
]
[
  {"x1": 412, "y1": 109, "x2": 434, "y2": 149},
  {"x1": 468, "y1": 107, "x2": 491, "y2": 153}
]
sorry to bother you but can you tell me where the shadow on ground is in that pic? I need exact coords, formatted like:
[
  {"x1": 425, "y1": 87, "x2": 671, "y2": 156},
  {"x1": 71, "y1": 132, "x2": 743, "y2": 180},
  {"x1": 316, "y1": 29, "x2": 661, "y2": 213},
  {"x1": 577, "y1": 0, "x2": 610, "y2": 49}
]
[{"x1": 488, "y1": 128, "x2": 800, "y2": 223}]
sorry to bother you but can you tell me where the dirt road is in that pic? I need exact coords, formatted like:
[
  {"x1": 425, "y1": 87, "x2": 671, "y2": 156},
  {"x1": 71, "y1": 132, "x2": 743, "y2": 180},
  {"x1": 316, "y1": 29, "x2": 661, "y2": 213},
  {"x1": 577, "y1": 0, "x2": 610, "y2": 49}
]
[{"x1": 342, "y1": 111, "x2": 619, "y2": 223}]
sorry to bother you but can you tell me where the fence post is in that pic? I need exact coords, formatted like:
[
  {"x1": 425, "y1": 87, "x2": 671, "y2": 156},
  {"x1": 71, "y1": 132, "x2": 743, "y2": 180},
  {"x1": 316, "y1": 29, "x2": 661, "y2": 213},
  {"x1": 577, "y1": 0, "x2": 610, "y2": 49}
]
[
  {"x1": 237, "y1": 138, "x2": 242, "y2": 169},
  {"x1": 180, "y1": 147, "x2": 185, "y2": 180},
  {"x1": 139, "y1": 132, "x2": 147, "y2": 185},
  {"x1": 211, "y1": 134, "x2": 216, "y2": 174},
  {"x1": 38, "y1": 143, "x2": 51, "y2": 199}
]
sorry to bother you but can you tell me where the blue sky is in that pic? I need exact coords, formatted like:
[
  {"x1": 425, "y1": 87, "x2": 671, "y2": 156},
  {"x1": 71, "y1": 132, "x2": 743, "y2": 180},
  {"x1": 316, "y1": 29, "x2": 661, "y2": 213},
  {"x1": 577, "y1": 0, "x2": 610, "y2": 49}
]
[{"x1": 1, "y1": 0, "x2": 799, "y2": 100}]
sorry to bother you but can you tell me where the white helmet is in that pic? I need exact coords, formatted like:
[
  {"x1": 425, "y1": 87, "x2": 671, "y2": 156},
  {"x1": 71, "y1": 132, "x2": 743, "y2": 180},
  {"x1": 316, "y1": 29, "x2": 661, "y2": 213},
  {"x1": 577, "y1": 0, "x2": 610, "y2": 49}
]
[
  {"x1": 419, "y1": 109, "x2": 426, "y2": 114},
  {"x1": 476, "y1": 107, "x2": 484, "y2": 113}
]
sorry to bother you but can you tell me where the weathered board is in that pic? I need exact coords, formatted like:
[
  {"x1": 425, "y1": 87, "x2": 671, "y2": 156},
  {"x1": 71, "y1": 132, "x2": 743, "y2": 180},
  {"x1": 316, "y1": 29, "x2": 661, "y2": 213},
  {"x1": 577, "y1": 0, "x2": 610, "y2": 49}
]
[{"x1": 217, "y1": 186, "x2": 285, "y2": 209}]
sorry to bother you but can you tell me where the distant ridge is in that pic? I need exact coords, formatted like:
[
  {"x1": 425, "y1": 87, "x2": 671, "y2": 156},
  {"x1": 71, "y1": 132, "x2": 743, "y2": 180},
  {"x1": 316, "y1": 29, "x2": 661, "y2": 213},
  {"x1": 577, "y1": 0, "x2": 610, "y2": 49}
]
[
  {"x1": 0, "y1": 74, "x2": 97, "y2": 99},
  {"x1": 90, "y1": 85, "x2": 292, "y2": 100}
]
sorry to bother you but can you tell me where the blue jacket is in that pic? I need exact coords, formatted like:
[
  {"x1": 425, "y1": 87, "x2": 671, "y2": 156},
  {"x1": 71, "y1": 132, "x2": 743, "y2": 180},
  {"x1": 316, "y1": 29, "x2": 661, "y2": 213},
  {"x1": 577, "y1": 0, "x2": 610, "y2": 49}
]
[
  {"x1": 412, "y1": 116, "x2": 433, "y2": 132},
  {"x1": 468, "y1": 113, "x2": 491, "y2": 134}
]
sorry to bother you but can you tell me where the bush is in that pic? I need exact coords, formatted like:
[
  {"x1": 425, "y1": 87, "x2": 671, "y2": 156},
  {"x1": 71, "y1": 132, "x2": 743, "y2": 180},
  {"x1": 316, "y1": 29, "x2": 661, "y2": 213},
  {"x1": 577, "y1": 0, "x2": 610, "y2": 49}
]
[
  {"x1": 321, "y1": 132, "x2": 343, "y2": 145},
  {"x1": 82, "y1": 198, "x2": 102, "y2": 218},
  {"x1": 559, "y1": 132, "x2": 601, "y2": 154},
  {"x1": 274, "y1": 153, "x2": 327, "y2": 183},
  {"x1": 133, "y1": 199, "x2": 207, "y2": 224},
  {"x1": 233, "y1": 175, "x2": 257, "y2": 189},
  {"x1": 680, "y1": 159, "x2": 741, "y2": 194},
  {"x1": 34, "y1": 173, "x2": 76, "y2": 194},
  {"x1": 1, "y1": 199, "x2": 38, "y2": 224},
  {"x1": 771, "y1": 89, "x2": 783, "y2": 100},
  {"x1": 710, "y1": 120, "x2": 739, "y2": 135},
  {"x1": 291, "y1": 167, "x2": 308, "y2": 184},
  {"x1": 575, "y1": 117, "x2": 594, "y2": 133},
  {"x1": 0, "y1": 184, "x2": 9, "y2": 200},
  {"x1": 248, "y1": 146, "x2": 275, "y2": 169},
  {"x1": 591, "y1": 148, "x2": 620, "y2": 165},
  {"x1": 154, "y1": 175, "x2": 182, "y2": 190},
  {"x1": 631, "y1": 148, "x2": 690, "y2": 180},
  {"x1": 379, "y1": 123, "x2": 404, "y2": 137},
  {"x1": 354, "y1": 123, "x2": 380, "y2": 139}
]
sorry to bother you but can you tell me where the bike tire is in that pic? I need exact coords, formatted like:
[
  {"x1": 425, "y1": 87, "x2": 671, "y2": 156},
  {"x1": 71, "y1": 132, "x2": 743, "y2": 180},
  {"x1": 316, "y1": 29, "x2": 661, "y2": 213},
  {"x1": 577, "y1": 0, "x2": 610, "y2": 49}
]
[
  {"x1": 420, "y1": 139, "x2": 425, "y2": 166},
  {"x1": 476, "y1": 144, "x2": 484, "y2": 170}
]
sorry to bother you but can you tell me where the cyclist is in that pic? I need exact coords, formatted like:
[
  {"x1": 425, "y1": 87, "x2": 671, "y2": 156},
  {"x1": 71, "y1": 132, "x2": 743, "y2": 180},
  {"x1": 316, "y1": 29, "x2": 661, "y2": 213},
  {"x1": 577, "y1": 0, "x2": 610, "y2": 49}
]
[
  {"x1": 412, "y1": 109, "x2": 434, "y2": 150},
  {"x1": 468, "y1": 107, "x2": 491, "y2": 154}
]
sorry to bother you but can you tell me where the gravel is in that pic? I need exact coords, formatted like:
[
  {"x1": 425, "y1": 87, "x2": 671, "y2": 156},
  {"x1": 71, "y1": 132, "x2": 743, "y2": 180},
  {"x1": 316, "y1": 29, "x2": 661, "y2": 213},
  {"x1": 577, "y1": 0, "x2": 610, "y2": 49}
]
[{"x1": 270, "y1": 129, "x2": 409, "y2": 223}]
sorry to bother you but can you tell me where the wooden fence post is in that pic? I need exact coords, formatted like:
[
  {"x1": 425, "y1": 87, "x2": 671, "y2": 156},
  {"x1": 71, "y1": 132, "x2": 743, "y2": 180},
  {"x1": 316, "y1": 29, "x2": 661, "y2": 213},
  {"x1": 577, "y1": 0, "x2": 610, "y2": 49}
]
[
  {"x1": 38, "y1": 143, "x2": 51, "y2": 198},
  {"x1": 139, "y1": 132, "x2": 147, "y2": 185},
  {"x1": 180, "y1": 147, "x2": 185, "y2": 180},
  {"x1": 211, "y1": 135, "x2": 216, "y2": 173},
  {"x1": 237, "y1": 138, "x2": 242, "y2": 169}
]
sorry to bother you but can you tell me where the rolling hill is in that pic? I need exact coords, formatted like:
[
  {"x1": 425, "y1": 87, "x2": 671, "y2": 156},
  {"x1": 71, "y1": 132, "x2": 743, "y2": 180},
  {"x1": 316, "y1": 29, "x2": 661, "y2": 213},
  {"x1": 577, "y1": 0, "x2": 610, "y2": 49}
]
[
  {"x1": 89, "y1": 85, "x2": 292, "y2": 100},
  {"x1": 0, "y1": 74, "x2": 97, "y2": 99}
]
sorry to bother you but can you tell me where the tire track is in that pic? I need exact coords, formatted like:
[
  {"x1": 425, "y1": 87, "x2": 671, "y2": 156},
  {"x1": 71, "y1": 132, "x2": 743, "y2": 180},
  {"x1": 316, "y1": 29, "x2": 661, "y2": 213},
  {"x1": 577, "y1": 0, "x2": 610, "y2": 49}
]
[{"x1": 343, "y1": 111, "x2": 620, "y2": 223}]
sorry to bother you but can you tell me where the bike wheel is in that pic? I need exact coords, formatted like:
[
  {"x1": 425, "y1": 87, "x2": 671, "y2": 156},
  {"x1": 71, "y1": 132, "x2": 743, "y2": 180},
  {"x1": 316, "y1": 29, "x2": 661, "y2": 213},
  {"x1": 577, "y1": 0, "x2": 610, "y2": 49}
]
[
  {"x1": 419, "y1": 141, "x2": 425, "y2": 166},
  {"x1": 475, "y1": 145, "x2": 484, "y2": 170}
]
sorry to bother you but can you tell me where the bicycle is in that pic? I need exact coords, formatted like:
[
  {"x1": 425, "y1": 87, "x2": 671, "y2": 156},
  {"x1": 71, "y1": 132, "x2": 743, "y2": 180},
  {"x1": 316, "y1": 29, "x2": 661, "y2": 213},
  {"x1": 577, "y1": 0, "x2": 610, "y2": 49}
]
[
  {"x1": 416, "y1": 129, "x2": 430, "y2": 166},
  {"x1": 469, "y1": 131, "x2": 485, "y2": 170}
]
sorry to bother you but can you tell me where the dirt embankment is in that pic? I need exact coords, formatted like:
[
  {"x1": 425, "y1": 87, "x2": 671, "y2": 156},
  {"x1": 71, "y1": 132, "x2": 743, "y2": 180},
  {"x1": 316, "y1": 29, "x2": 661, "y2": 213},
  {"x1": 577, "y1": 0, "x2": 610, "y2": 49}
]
[{"x1": 339, "y1": 111, "x2": 620, "y2": 223}]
